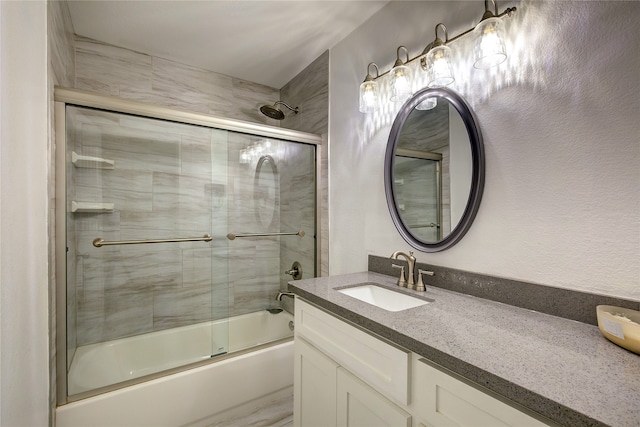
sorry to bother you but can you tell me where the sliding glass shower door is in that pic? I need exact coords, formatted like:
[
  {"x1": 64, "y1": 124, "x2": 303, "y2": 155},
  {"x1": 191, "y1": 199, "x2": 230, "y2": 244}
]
[
  {"x1": 64, "y1": 106, "x2": 230, "y2": 396},
  {"x1": 61, "y1": 103, "x2": 316, "y2": 399}
]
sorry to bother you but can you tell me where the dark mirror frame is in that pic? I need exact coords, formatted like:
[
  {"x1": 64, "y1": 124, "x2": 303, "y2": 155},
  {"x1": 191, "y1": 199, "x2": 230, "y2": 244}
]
[{"x1": 384, "y1": 87, "x2": 485, "y2": 252}]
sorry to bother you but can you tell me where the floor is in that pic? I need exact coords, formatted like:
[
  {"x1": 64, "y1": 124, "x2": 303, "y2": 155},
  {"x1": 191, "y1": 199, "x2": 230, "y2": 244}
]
[{"x1": 209, "y1": 392, "x2": 293, "y2": 427}]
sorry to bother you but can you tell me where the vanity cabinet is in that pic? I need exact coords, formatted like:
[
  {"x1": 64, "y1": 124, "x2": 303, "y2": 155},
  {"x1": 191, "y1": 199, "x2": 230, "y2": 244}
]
[
  {"x1": 294, "y1": 336, "x2": 338, "y2": 427},
  {"x1": 414, "y1": 359, "x2": 549, "y2": 427},
  {"x1": 294, "y1": 299, "x2": 550, "y2": 427},
  {"x1": 337, "y1": 367, "x2": 412, "y2": 427}
]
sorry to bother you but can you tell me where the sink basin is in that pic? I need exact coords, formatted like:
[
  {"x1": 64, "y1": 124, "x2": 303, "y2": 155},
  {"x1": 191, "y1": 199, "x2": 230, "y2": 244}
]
[{"x1": 337, "y1": 283, "x2": 431, "y2": 312}]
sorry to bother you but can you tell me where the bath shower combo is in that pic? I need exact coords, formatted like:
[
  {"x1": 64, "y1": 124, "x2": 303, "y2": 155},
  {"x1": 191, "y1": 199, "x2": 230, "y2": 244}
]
[{"x1": 54, "y1": 88, "x2": 320, "y2": 426}]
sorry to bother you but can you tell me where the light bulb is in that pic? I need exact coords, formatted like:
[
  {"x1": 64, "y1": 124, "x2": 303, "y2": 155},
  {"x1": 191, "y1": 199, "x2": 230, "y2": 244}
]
[
  {"x1": 359, "y1": 80, "x2": 379, "y2": 113},
  {"x1": 390, "y1": 64, "x2": 412, "y2": 103},
  {"x1": 474, "y1": 17, "x2": 507, "y2": 69},
  {"x1": 426, "y1": 45, "x2": 455, "y2": 88}
]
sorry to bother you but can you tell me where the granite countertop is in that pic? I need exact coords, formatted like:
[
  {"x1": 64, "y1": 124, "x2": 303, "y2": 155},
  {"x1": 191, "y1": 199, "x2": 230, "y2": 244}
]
[{"x1": 288, "y1": 271, "x2": 640, "y2": 427}]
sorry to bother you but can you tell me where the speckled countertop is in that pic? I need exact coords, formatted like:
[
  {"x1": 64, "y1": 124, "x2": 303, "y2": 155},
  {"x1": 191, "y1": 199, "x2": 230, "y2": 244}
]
[{"x1": 288, "y1": 271, "x2": 640, "y2": 427}]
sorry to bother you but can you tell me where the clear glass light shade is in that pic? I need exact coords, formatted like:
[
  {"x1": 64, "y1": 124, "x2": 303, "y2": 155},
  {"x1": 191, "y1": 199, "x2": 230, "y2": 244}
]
[
  {"x1": 359, "y1": 80, "x2": 379, "y2": 113},
  {"x1": 390, "y1": 64, "x2": 413, "y2": 103},
  {"x1": 425, "y1": 45, "x2": 455, "y2": 88},
  {"x1": 474, "y1": 17, "x2": 507, "y2": 69},
  {"x1": 415, "y1": 97, "x2": 437, "y2": 111}
]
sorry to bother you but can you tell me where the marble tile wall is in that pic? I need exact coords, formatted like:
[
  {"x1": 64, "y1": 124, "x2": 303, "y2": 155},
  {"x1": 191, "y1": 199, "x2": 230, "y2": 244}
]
[
  {"x1": 280, "y1": 51, "x2": 329, "y2": 136},
  {"x1": 279, "y1": 51, "x2": 329, "y2": 279},
  {"x1": 74, "y1": 36, "x2": 282, "y2": 127}
]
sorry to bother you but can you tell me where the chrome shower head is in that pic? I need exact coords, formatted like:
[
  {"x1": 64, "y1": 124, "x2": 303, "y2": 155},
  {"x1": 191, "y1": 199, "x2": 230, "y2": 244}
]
[{"x1": 259, "y1": 101, "x2": 299, "y2": 120}]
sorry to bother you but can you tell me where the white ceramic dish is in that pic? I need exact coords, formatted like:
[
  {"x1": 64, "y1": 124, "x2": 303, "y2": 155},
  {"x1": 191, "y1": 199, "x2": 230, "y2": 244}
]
[{"x1": 596, "y1": 305, "x2": 640, "y2": 355}]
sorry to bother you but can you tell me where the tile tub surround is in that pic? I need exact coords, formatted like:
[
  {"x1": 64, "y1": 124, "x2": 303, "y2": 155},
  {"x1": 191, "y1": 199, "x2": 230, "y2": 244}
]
[
  {"x1": 369, "y1": 255, "x2": 640, "y2": 326},
  {"x1": 288, "y1": 271, "x2": 640, "y2": 427}
]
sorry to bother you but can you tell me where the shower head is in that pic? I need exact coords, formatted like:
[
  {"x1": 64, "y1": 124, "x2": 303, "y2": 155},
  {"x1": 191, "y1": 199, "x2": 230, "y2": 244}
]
[{"x1": 260, "y1": 101, "x2": 299, "y2": 120}]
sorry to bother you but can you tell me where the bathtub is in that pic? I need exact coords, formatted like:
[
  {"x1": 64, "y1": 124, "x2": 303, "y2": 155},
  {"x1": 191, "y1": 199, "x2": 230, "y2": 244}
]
[{"x1": 57, "y1": 310, "x2": 294, "y2": 427}]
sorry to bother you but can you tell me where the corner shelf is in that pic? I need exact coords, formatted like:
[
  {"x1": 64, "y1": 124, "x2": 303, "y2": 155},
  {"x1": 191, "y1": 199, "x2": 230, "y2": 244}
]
[
  {"x1": 71, "y1": 201, "x2": 114, "y2": 213},
  {"x1": 71, "y1": 151, "x2": 115, "y2": 169}
]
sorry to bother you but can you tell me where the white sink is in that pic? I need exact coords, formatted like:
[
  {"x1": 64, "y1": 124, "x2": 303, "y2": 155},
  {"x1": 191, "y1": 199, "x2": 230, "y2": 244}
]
[{"x1": 337, "y1": 283, "x2": 431, "y2": 312}]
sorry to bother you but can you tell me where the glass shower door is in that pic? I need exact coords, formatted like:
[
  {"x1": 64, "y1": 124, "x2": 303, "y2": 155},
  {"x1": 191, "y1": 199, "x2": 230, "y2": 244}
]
[
  {"x1": 394, "y1": 155, "x2": 442, "y2": 242},
  {"x1": 224, "y1": 132, "x2": 316, "y2": 351},
  {"x1": 64, "y1": 106, "x2": 228, "y2": 396}
]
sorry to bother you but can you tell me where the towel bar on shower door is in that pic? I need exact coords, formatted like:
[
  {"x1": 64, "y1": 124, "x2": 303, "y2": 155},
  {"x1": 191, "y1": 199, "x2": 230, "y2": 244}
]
[
  {"x1": 226, "y1": 231, "x2": 305, "y2": 240},
  {"x1": 92, "y1": 234, "x2": 213, "y2": 247}
]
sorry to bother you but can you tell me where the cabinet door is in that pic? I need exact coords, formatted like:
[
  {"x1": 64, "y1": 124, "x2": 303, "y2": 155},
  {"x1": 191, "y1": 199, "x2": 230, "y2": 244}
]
[
  {"x1": 337, "y1": 367, "x2": 411, "y2": 427},
  {"x1": 294, "y1": 337, "x2": 338, "y2": 427},
  {"x1": 414, "y1": 359, "x2": 549, "y2": 427}
]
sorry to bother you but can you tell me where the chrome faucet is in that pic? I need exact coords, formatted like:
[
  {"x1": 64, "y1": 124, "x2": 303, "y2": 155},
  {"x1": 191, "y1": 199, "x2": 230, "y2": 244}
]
[{"x1": 390, "y1": 251, "x2": 416, "y2": 288}]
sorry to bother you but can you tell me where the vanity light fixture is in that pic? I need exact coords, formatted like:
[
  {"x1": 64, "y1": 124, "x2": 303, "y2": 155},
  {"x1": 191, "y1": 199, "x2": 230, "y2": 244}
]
[
  {"x1": 359, "y1": 62, "x2": 380, "y2": 113},
  {"x1": 358, "y1": 0, "x2": 516, "y2": 113}
]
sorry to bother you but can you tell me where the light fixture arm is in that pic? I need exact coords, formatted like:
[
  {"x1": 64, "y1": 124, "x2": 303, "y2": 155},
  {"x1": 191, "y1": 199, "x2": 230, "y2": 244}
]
[
  {"x1": 434, "y1": 23, "x2": 449, "y2": 46},
  {"x1": 482, "y1": 0, "x2": 500, "y2": 21},
  {"x1": 363, "y1": 62, "x2": 380, "y2": 82},
  {"x1": 394, "y1": 46, "x2": 410, "y2": 67}
]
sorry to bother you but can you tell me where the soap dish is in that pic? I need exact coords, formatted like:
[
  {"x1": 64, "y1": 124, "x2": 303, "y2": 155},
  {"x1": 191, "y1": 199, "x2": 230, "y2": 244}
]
[{"x1": 596, "y1": 305, "x2": 640, "y2": 355}]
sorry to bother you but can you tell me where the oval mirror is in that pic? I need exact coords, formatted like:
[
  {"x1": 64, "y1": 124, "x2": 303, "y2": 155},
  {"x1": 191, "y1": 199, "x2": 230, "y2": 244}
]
[
  {"x1": 384, "y1": 87, "x2": 484, "y2": 252},
  {"x1": 254, "y1": 155, "x2": 279, "y2": 229}
]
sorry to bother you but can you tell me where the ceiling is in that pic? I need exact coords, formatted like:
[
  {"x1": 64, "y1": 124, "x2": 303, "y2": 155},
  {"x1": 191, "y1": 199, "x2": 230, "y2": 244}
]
[{"x1": 67, "y1": 1, "x2": 389, "y2": 89}]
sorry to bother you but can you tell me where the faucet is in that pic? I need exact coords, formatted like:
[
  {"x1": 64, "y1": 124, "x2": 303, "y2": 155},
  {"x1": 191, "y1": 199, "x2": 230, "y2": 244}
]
[
  {"x1": 276, "y1": 291, "x2": 295, "y2": 301},
  {"x1": 390, "y1": 251, "x2": 416, "y2": 288}
]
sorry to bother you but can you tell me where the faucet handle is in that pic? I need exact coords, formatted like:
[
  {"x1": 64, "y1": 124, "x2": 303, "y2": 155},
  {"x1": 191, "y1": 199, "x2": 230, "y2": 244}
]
[
  {"x1": 391, "y1": 264, "x2": 407, "y2": 287},
  {"x1": 416, "y1": 269, "x2": 434, "y2": 292}
]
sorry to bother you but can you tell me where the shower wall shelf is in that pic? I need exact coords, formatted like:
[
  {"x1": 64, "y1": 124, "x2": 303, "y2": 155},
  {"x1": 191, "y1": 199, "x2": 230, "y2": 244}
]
[
  {"x1": 71, "y1": 151, "x2": 115, "y2": 169},
  {"x1": 71, "y1": 201, "x2": 114, "y2": 213}
]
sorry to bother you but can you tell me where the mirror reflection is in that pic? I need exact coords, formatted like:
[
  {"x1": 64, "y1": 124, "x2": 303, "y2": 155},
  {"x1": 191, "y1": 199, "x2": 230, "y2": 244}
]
[
  {"x1": 254, "y1": 155, "x2": 279, "y2": 228},
  {"x1": 394, "y1": 99, "x2": 472, "y2": 243},
  {"x1": 385, "y1": 88, "x2": 484, "y2": 252}
]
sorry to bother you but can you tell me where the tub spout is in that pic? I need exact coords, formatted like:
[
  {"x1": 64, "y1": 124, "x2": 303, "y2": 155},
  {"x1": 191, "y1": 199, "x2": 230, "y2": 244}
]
[{"x1": 276, "y1": 291, "x2": 295, "y2": 301}]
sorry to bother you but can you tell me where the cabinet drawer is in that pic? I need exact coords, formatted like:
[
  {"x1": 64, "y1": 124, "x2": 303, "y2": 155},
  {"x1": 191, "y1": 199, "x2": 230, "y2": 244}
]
[
  {"x1": 415, "y1": 359, "x2": 550, "y2": 427},
  {"x1": 295, "y1": 299, "x2": 410, "y2": 405}
]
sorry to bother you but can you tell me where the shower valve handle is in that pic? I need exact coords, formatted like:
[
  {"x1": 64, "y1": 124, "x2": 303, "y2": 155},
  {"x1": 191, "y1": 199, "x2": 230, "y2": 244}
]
[{"x1": 285, "y1": 261, "x2": 302, "y2": 280}]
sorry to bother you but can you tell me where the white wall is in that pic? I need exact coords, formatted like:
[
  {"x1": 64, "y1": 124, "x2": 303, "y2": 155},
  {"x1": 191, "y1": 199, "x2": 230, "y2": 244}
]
[
  {"x1": 0, "y1": 0, "x2": 51, "y2": 425},
  {"x1": 329, "y1": 0, "x2": 640, "y2": 301}
]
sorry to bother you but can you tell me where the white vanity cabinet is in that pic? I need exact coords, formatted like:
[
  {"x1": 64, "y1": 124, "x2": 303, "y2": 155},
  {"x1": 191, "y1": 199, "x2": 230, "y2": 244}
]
[
  {"x1": 294, "y1": 299, "x2": 551, "y2": 427},
  {"x1": 294, "y1": 336, "x2": 338, "y2": 427},
  {"x1": 337, "y1": 367, "x2": 412, "y2": 427},
  {"x1": 413, "y1": 359, "x2": 550, "y2": 427}
]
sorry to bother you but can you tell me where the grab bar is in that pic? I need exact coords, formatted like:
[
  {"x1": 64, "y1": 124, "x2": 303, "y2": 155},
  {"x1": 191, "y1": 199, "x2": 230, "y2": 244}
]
[
  {"x1": 226, "y1": 230, "x2": 305, "y2": 240},
  {"x1": 93, "y1": 234, "x2": 213, "y2": 247}
]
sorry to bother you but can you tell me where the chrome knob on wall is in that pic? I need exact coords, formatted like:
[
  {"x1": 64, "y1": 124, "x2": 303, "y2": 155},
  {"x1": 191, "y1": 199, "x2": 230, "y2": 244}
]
[{"x1": 285, "y1": 261, "x2": 302, "y2": 280}]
